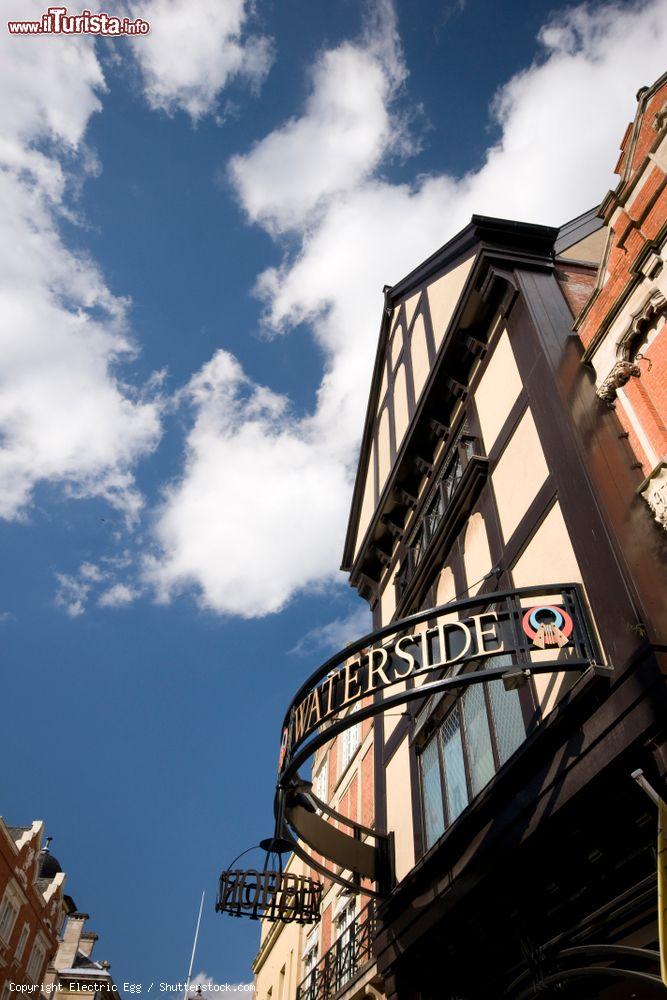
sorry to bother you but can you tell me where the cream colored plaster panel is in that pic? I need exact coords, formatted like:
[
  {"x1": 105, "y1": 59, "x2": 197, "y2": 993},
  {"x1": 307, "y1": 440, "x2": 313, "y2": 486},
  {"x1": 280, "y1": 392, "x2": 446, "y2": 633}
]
[
  {"x1": 530, "y1": 649, "x2": 577, "y2": 717},
  {"x1": 512, "y1": 502, "x2": 582, "y2": 589},
  {"x1": 404, "y1": 291, "x2": 421, "y2": 329},
  {"x1": 380, "y1": 574, "x2": 397, "y2": 625},
  {"x1": 436, "y1": 565, "x2": 456, "y2": 605},
  {"x1": 378, "y1": 365, "x2": 388, "y2": 414},
  {"x1": 426, "y1": 255, "x2": 476, "y2": 349},
  {"x1": 474, "y1": 329, "x2": 522, "y2": 453},
  {"x1": 393, "y1": 363, "x2": 409, "y2": 450},
  {"x1": 492, "y1": 409, "x2": 549, "y2": 543},
  {"x1": 463, "y1": 513, "x2": 492, "y2": 594},
  {"x1": 384, "y1": 679, "x2": 406, "y2": 738},
  {"x1": 354, "y1": 455, "x2": 376, "y2": 560},
  {"x1": 377, "y1": 407, "x2": 391, "y2": 493},
  {"x1": 410, "y1": 313, "x2": 430, "y2": 400},
  {"x1": 558, "y1": 227, "x2": 607, "y2": 264},
  {"x1": 390, "y1": 326, "x2": 403, "y2": 369},
  {"x1": 385, "y1": 737, "x2": 415, "y2": 881}
]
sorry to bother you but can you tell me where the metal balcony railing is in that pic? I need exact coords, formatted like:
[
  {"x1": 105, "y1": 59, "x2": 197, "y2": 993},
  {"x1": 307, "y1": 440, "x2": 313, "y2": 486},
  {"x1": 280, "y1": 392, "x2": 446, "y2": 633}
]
[{"x1": 296, "y1": 901, "x2": 376, "y2": 1000}]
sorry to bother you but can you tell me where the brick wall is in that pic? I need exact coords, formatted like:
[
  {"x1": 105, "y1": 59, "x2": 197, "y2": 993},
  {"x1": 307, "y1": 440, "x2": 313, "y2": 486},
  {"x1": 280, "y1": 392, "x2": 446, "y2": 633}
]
[
  {"x1": 576, "y1": 74, "x2": 667, "y2": 485},
  {"x1": 0, "y1": 821, "x2": 64, "y2": 993}
]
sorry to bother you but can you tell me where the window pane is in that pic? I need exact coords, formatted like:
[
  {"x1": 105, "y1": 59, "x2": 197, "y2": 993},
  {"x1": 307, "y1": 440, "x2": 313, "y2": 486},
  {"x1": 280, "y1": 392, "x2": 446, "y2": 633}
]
[
  {"x1": 0, "y1": 899, "x2": 18, "y2": 943},
  {"x1": 462, "y1": 683, "x2": 495, "y2": 796},
  {"x1": 486, "y1": 655, "x2": 526, "y2": 765},
  {"x1": 440, "y1": 709, "x2": 468, "y2": 824},
  {"x1": 341, "y1": 718, "x2": 360, "y2": 770},
  {"x1": 421, "y1": 738, "x2": 445, "y2": 849},
  {"x1": 314, "y1": 758, "x2": 328, "y2": 801}
]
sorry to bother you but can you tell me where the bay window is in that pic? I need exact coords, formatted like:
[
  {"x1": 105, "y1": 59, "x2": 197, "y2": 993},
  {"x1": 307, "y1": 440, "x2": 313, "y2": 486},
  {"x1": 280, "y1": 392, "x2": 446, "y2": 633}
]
[{"x1": 418, "y1": 654, "x2": 527, "y2": 851}]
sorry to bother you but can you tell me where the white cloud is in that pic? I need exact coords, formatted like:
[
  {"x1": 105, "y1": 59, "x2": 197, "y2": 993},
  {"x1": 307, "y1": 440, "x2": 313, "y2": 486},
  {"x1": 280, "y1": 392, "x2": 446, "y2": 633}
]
[
  {"x1": 228, "y1": 0, "x2": 406, "y2": 231},
  {"x1": 150, "y1": 0, "x2": 667, "y2": 616},
  {"x1": 55, "y1": 556, "x2": 140, "y2": 616},
  {"x1": 128, "y1": 0, "x2": 273, "y2": 119},
  {"x1": 98, "y1": 582, "x2": 141, "y2": 608},
  {"x1": 146, "y1": 351, "x2": 350, "y2": 616},
  {"x1": 290, "y1": 606, "x2": 372, "y2": 658},
  {"x1": 0, "y1": 29, "x2": 162, "y2": 524},
  {"x1": 55, "y1": 562, "x2": 106, "y2": 617}
]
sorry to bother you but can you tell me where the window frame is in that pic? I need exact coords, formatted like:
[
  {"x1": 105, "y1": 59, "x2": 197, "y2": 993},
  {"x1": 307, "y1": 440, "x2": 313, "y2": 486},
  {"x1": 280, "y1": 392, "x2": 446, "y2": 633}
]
[
  {"x1": 418, "y1": 656, "x2": 528, "y2": 852},
  {"x1": 26, "y1": 936, "x2": 48, "y2": 984},
  {"x1": 340, "y1": 707, "x2": 360, "y2": 772},
  {"x1": 15, "y1": 921, "x2": 31, "y2": 961},
  {"x1": 0, "y1": 883, "x2": 22, "y2": 945},
  {"x1": 314, "y1": 756, "x2": 329, "y2": 803}
]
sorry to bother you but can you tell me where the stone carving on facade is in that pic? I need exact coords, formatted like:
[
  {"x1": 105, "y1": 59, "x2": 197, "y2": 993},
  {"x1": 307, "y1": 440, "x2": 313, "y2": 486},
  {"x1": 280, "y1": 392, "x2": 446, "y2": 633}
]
[
  {"x1": 640, "y1": 463, "x2": 667, "y2": 530},
  {"x1": 619, "y1": 289, "x2": 666, "y2": 357},
  {"x1": 597, "y1": 360, "x2": 642, "y2": 405},
  {"x1": 598, "y1": 288, "x2": 666, "y2": 404},
  {"x1": 16, "y1": 846, "x2": 36, "y2": 887},
  {"x1": 653, "y1": 101, "x2": 667, "y2": 132}
]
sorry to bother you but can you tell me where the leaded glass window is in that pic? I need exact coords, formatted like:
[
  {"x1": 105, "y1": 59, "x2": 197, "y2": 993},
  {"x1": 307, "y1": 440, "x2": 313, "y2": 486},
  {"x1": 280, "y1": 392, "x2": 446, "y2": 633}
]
[
  {"x1": 421, "y1": 737, "x2": 445, "y2": 849},
  {"x1": 462, "y1": 683, "x2": 495, "y2": 796},
  {"x1": 440, "y1": 708, "x2": 468, "y2": 824},
  {"x1": 486, "y1": 654, "x2": 526, "y2": 765},
  {"x1": 419, "y1": 659, "x2": 528, "y2": 854}
]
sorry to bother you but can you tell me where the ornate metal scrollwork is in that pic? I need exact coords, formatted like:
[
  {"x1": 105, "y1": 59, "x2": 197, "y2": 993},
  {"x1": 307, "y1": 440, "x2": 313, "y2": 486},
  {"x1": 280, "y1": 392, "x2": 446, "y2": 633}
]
[{"x1": 216, "y1": 866, "x2": 322, "y2": 924}]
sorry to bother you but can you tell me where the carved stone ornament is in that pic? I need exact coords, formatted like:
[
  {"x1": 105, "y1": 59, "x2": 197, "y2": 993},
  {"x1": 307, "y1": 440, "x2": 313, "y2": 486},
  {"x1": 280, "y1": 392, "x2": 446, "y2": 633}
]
[
  {"x1": 620, "y1": 289, "x2": 667, "y2": 356},
  {"x1": 596, "y1": 360, "x2": 642, "y2": 405},
  {"x1": 653, "y1": 101, "x2": 667, "y2": 133},
  {"x1": 16, "y1": 847, "x2": 35, "y2": 887},
  {"x1": 640, "y1": 462, "x2": 667, "y2": 530}
]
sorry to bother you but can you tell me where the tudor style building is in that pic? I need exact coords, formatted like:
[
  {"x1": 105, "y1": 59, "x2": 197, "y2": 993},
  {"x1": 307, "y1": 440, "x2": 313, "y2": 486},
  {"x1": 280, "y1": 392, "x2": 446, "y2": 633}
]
[
  {"x1": 339, "y1": 198, "x2": 667, "y2": 995},
  {"x1": 260, "y1": 72, "x2": 667, "y2": 1000},
  {"x1": 336, "y1": 79, "x2": 667, "y2": 992}
]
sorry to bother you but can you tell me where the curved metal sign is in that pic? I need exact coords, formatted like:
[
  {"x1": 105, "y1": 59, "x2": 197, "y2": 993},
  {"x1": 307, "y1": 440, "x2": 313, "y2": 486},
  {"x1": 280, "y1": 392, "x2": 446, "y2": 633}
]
[
  {"x1": 279, "y1": 583, "x2": 599, "y2": 784},
  {"x1": 276, "y1": 584, "x2": 604, "y2": 896}
]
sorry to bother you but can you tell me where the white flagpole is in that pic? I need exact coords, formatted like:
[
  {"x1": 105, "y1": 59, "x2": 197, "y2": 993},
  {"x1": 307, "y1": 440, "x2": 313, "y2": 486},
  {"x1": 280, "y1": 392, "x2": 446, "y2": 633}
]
[{"x1": 183, "y1": 891, "x2": 206, "y2": 1000}]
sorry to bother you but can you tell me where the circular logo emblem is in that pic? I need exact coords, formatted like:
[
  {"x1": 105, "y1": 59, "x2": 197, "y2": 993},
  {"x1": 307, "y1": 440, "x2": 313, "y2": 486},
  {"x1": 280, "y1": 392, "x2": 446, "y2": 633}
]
[{"x1": 522, "y1": 605, "x2": 573, "y2": 649}]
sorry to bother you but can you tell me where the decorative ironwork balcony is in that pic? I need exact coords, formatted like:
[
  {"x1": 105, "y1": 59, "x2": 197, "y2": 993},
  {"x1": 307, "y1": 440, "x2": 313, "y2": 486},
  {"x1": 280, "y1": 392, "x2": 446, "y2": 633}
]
[
  {"x1": 395, "y1": 430, "x2": 483, "y2": 602},
  {"x1": 296, "y1": 901, "x2": 376, "y2": 1000}
]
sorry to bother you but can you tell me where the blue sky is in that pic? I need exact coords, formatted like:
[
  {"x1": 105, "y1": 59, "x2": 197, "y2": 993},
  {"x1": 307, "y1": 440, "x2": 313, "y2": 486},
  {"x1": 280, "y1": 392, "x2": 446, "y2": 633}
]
[{"x1": 2, "y1": 0, "x2": 666, "y2": 990}]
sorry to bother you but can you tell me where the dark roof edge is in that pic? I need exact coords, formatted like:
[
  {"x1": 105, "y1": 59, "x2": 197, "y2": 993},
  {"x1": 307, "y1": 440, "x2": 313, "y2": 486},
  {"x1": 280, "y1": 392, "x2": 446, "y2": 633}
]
[
  {"x1": 389, "y1": 216, "x2": 557, "y2": 302},
  {"x1": 554, "y1": 206, "x2": 603, "y2": 255},
  {"x1": 340, "y1": 214, "x2": 560, "y2": 572},
  {"x1": 341, "y1": 286, "x2": 394, "y2": 571}
]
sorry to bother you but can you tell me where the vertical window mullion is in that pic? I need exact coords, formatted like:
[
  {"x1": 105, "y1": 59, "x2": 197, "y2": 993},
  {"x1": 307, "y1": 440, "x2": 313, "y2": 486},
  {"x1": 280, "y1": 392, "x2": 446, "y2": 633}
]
[
  {"x1": 458, "y1": 695, "x2": 475, "y2": 802},
  {"x1": 483, "y1": 682, "x2": 501, "y2": 773},
  {"x1": 436, "y1": 718, "x2": 449, "y2": 830}
]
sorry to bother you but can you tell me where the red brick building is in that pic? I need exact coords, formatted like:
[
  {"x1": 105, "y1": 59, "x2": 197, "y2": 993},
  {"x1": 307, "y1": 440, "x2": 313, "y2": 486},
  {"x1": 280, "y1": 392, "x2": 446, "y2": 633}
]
[
  {"x1": 0, "y1": 819, "x2": 70, "y2": 999},
  {"x1": 575, "y1": 71, "x2": 667, "y2": 529}
]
